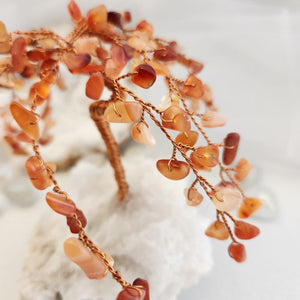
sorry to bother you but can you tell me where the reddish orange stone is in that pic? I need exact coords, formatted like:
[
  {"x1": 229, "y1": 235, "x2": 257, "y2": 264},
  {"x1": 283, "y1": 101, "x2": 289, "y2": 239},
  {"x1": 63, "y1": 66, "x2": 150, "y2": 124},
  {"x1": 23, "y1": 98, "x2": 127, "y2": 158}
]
[
  {"x1": 228, "y1": 242, "x2": 247, "y2": 263},
  {"x1": 70, "y1": 64, "x2": 104, "y2": 75},
  {"x1": 188, "y1": 59, "x2": 204, "y2": 74},
  {"x1": 235, "y1": 158, "x2": 252, "y2": 182},
  {"x1": 64, "y1": 237, "x2": 108, "y2": 279},
  {"x1": 87, "y1": 5, "x2": 108, "y2": 33},
  {"x1": 223, "y1": 133, "x2": 240, "y2": 165},
  {"x1": 131, "y1": 64, "x2": 156, "y2": 89},
  {"x1": 29, "y1": 80, "x2": 50, "y2": 101},
  {"x1": 190, "y1": 145, "x2": 219, "y2": 168},
  {"x1": 111, "y1": 45, "x2": 128, "y2": 70},
  {"x1": 154, "y1": 46, "x2": 177, "y2": 61},
  {"x1": 131, "y1": 122, "x2": 156, "y2": 146},
  {"x1": 11, "y1": 37, "x2": 27, "y2": 73},
  {"x1": 104, "y1": 101, "x2": 143, "y2": 123},
  {"x1": 74, "y1": 37, "x2": 98, "y2": 55},
  {"x1": 122, "y1": 11, "x2": 132, "y2": 24},
  {"x1": 85, "y1": 72, "x2": 104, "y2": 100},
  {"x1": 136, "y1": 20, "x2": 154, "y2": 38},
  {"x1": 238, "y1": 197, "x2": 263, "y2": 219},
  {"x1": 67, "y1": 209, "x2": 87, "y2": 234},
  {"x1": 184, "y1": 187, "x2": 203, "y2": 206},
  {"x1": 234, "y1": 220, "x2": 260, "y2": 240},
  {"x1": 96, "y1": 46, "x2": 110, "y2": 61},
  {"x1": 182, "y1": 75, "x2": 204, "y2": 99},
  {"x1": 39, "y1": 59, "x2": 58, "y2": 84},
  {"x1": 117, "y1": 287, "x2": 146, "y2": 300},
  {"x1": 46, "y1": 192, "x2": 76, "y2": 217},
  {"x1": 105, "y1": 59, "x2": 120, "y2": 78},
  {"x1": 175, "y1": 131, "x2": 198, "y2": 152},
  {"x1": 161, "y1": 106, "x2": 191, "y2": 132},
  {"x1": 63, "y1": 52, "x2": 91, "y2": 72},
  {"x1": 68, "y1": 0, "x2": 83, "y2": 24},
  {"x1": 27, "y1": 49, "x2": 48, "y2": 62},
  {"x1": 10, "y1": 101, "x2": 40, "y2": 140},
  {"x1": 21, "y1": 63, "x2": 38, "y2": 79},
  {"x1": 205, "y1": 221, "x2": 229, "y2": 240},
  {"x1": 148, "y1": 59, "x2": 170, "y2": 76},
  {"x1": 211, "y1": 187, "x2": 242, "y2": 212},
  {"x1": 132, "y1": 278, "x2": 149, "y2": 300},
  {"x1": 0, "y1": 21, "x2": 10, "y2": 53},
  {"x1": 156, "y1": 159, "x2": 190, "y2": 180},
  {"x1": 108, "y1": 11, "x2": 123, "y2": 28},
  {"x1": 25, "y1": 156, "x2": 50, "y2": 190}
]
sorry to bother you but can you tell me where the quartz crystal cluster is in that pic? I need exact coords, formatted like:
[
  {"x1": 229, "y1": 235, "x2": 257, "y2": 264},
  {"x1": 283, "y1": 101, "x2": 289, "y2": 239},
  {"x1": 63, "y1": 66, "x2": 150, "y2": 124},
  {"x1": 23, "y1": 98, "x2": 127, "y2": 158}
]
[{"x1": 0, "y1": 1, "x2": 263, "y2": 299}]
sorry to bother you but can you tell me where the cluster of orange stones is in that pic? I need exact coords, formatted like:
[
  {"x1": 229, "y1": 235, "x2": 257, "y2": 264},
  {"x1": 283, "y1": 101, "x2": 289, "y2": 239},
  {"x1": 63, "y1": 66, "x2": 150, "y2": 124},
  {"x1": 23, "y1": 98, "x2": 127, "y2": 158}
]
[{"x1": 0, "y1": 1, "x2": 263, "y2": 299}]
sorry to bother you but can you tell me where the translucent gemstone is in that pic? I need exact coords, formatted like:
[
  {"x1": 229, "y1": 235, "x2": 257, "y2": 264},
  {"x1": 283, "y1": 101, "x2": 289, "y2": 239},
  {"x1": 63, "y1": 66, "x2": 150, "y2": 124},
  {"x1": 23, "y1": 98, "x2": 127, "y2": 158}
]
[
  {"x1": 10, "y1": 101, "x2": 40, "y2": 140},
  {"x1": 25, "y1": 156, "x2": 50, "y2": 190},
  {"x1": 211, "y1": 187, "x2": 243, "y2": 212},
  {"x1": 161, "y1": 106, "x2": 191, "y2": 132},
  {"x1": 0, "y1": 40, "x2": 10, "y2": 53},
  {"x1": 116, "y1": 287, "x2": 146, "y2": 300},
  {"x1": 234, "y1": 220, "x2": 260, "y2": 240},
  {"x1": 68, "y1": 0, "x2": 83, "y2": 23},
  {"x1": 154, "y1": 46, "x2": 177, "y2": 61},
  {"x1": 67, "y1": 209, "x2": 87, "y2": 233},
  {"x1": 190, "y1": 145, "x2": 219, "y2": 167},
  {"x1": 108, "y1": 11, "x2": 123, "y2": 28},
  {"x1": 235, "y1": 158, "x2": 252, "y2": 182},
  {"x1": 39, "y1": 59, "x2": 58, "y2": 84},
  {"x1": 175, "y1": 131, "x2": 198, "y2": 153},
  {"x1": 159, "y1": 93, "x2": 180, "y2": 111},
  {"x1": 70, "y1": 64, "x2": 104, "y2": 75},
  {"x1": 136, "y1": 20, "x2": 154, "y2": 38},
  {"x1": 11, "y1": 37, "x2": 27, "y2": 73},
  {"x1": 64, "y1": 237, "x2": 108, "y2": 279},
  {"x1": 128, "y1": 32, "x2": 149, "y2": 51},
  {"x1": 131, "y1": 64, "x2": 156, "y2": 89},
  {"x1": 74, "y1": 37, "x2": 99, "y2": 55},
  {"x1": 223, "y1": 132, "x2": 240, "y2": 165},
  {"x1": 123, "y1": 45, "x2": 135, "y2": 59},
  {"x1": 0, "y1": 22, "x2": 10, "y2": 53},
  {"x1": 87, "y1": 5, "x2": 108, "y2": 33},
  {"x1": 85, "y1": 72, "x2": 104, "y2": 100},
  {"x1": 148, "y1": 59, "x2": 170, "y2": 76},
  {"x1": 201, "y1": 110, "x2": 226, "y2": 128},
  {"x1": 27, "y1": 49, "x2": 48, "y2": 62},
  {"x1": 29, "y1": 80, "x2": 50, "y2": 101},
  {"x1": 132, "y1": 278, "x2": 149, "y2": 300},
  {"x1": 45, "y1": 192, "x2": 76, "y2": 217},
  {"x1": 111, "y1": 45, "x2": 128, "y2": 69},
  {"x1": 228, "y1": 242, "x2": 247, "y2": 263},
  {"x1": 131, "y1": 122, "x2": 156, "y2": 146},
  {"x1": 63, "y1": 52, "x2": 91, "y2": 72},
  {"x1": 105, "y1": 59, "x2": 120, "y2": 78},
  {"x1": 96, "y1": 46, "x2": 110, "y2": 61},
  {"x1": 156, "y1": 159, "x2": 190, "y2": 180},
  {"x1": 205, "y1": 221, "x2": 229, "y2": 240},
  {"x1": 122, "y1": 11, "x2": 132, "y2": 24},
  {"x1": 238, "y1": 197, "x2": 263, "y2": 219},
  {"x1": 184, "y1": 187, "x2": 203, "y2": 206},
  {"x1": 104, "y1": 101, "x2": 143, "y2": 123},
  {"x1": 188, "y1": 59, "x2": 204, "y2": 74},
  {"x1": 182, "y1": 75, "x2": 204, "y2": 99},
  {"x1": 21, "y1": 63, "x2": 38, "y2": 79}
]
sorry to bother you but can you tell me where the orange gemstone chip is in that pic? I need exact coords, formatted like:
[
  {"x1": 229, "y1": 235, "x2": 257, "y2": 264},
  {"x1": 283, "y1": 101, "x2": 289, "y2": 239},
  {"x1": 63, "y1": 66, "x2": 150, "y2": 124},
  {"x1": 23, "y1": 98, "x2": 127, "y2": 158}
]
[
  {"x1": 223, "y1": 132, "x2": 240, "y2": 165},
  {"x1": 117, "y1": 286, "x2": 146, "y2": 300},
  {"x1": 156, "y1": 159, "x2": 190, "y2": 180},
  {"x1": 228, "y1": 242, "x2": 247, "y2": 263},
  {"x1": 235, "y1": 158, "x2": 252, "y2": 182},
  {"x1": 11, "y1": 37, "x2": 27, "y2": 73},
  {"x1": 85, "y1": 72, "x2": 104, "y2": 100},
  {"x1": 87, "y1": 5, "x2": 108, "y2": 33},
  {"x1": 201, "y1": 110, "x2": 226, "y2": 128},
  {"x1": 132, "y1": 278, "x2": 149, "y2": 300},
  {"x1": 190, "y1": 145, "x2": 219, "y2": 168},
  {"x1": 10, "y1": 101, "x2": 40, "y2": 140},
  {"x1": 182, "y1": 75, "x2": 204, "y2": 99},
  {"x1": 67, "y1": 209, "x2": 87, "y2": 234},
  {"x1": 175, "y1": 131, "x2": 199, "y2": 153},
  {"x1": 131, "y1": 122, "x2": 156, "y2": 146},
  {"x1": 238, "y1": 197, "x2": 262, "y2": 219},
  {"x1": 131, "y1": 64, "x2": 156, "y2": 89},
  {"x1": 184, "y1": 187, "x2": 203, "y2": 206},
  {"x1": 64, "y1": 237, "x2": 108, "y2": 279},
  {"x1": 104, "y1": 101, "x2": 143, "y2": 123},
  {"x1": 161, "y1": 106, "x2": 191, "y2": 132},
  {"x1": 211, "y1": 187, "x2": 242, "y2": 212},
  {"x1": 46, "y1": 192, "x2": 76, "y2": 217},
  {"x1": 205, "y1": 221, "x2": 229, "y2": 240},
  {"x1": 234, "y1": 220, "x2": 260, "y2": 240}
]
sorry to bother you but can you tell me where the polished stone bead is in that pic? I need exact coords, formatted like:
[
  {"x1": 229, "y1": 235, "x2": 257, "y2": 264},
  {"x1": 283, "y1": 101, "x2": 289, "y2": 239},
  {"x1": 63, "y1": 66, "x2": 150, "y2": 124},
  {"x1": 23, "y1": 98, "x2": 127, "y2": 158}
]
[
  {"x1": 74, "y1": 37, "x2": 99, "y2": 55},
  {"x1": 10, "y1": 101, "x2": 40, "y2": 140},
  {"x1": 136, "y1": 20, "x2": 154, "y2": 38},
  {"x1": 148, "y1": 59, "x2": 170, "y2": 76},
  {"x1": 11, "y1": 37, "x2": 27, "y2": 73},
  {"x1": 131, "y1": 64, "x2": 156, "y2": 89},
  {"x1": 104, "y1": 101, "x2": 143, "y2": 123},
  {"x1": 234, "y1": 220, "x2": 260, "y2": 240},
  {"x1": 63, "y1": 52, "x2": 91, "y2": 72},
  {"x1": 132, "y1": 278, "x2": 149, "y2": 300},
  {"x1": 105, "y1": 58, "x2": 120, "y2": 78},
  {"x1": 223, "y1": 133, "x2": 240, "y2": 165},
  {"x1": 87, "y1": 5, "x2": 108, "y2": 33},
  {"x1": 128, "y1": 32, "x2": 149, "y2": 51},
  {"x1": 154, "y1": 46, "x2": 177, "y2": 61},
  {"x1": 131, "y1": 122, "x2": 156, "y2": 146},
  {"x1": 111, "y1": 45, "x2": 128, "y2": 70},
  {"x1": 161, "y1": 106, "x2": 191, "y2": 132},
  {"x1": 116, "y1": 287, "x2": 146, "y2": 300},
  {"x1": 64, "y1": 237, "x2": 108, "y2": 279},
  {"x1": 27, "y1": 49, "x2": 48, "y2": 62},
  {"x1": 108, "y1": 11, "x2": 123, "y2": 28},
  {"x1": 190, "y1": 145, "x2": 219, "y2": 167},
  {"x1": 201, "y1": 110, "x2": 226, "y2": 128},
  {"x1": 46, "y1": 192, "x2": 76, "y2": 217},
  {"x1": 96, "y1": 46, "x2": 110, "y2": 61},
  {"x1": 182, "y1": 75, "x2": 204, "y2": 99},
  {"x1": 29, "y1": 80, "x2": 50, "y2": 101},
  {"x1": 235, "y1": 158, "x2": 252, "y2": 181},
  {"x1": 159, "y1": 93, "x2": 180, "y2": 111},
  {"x1": 156, "y1": 159, "x2": 190, "y2": 180},
  {"x1": 238, "y1": 197, "x2": 263, "y2": 219},
  {"x1": 68, "y1": 0, "x2": 83, "y2": 24},
  {"x1": 39, "y1": 59, "x2": 58, "y2": 84},
  {"x1": 228, "y1": 242, "x2": 247, "y2": 263},
  {"x1": 211, "y1": 187, "x2": 242, "y2": 212},
  {"x1": 175, "y1": 131, "x2": 198, "y2": 153},
  {"x1": 85, "y1": 72, "x2": 104, "y2": 100},
  {"x1": 184, "y1": 187, "x2": 203, "y2": 206},
  {"x1": 205, "y1": 221, "x2": 229, "y2": 240},
  {"x1": 67, "y1": 209, "x2": 87, "y2": 234},
  {"x1": 25, "y1": 156, "x2": 50, "y2": 190}
]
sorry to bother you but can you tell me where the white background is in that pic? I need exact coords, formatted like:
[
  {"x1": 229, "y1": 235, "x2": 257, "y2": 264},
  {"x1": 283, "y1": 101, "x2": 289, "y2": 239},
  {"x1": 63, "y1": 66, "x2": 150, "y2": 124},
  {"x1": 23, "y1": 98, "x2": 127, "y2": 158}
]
[{"x1": 0, "y1": 0, "x2": 300, "y2": 299}]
